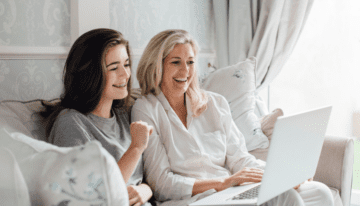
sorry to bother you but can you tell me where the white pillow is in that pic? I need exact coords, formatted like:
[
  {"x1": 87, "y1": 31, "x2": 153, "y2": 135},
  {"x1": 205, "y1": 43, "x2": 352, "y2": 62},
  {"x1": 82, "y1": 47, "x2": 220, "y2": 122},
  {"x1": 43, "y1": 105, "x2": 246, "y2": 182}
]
[
  {"x1": 0, "y1": 147, "x2": 30, "y2": 206},
  {"x1": 202, "y1": 57, "x2": 269, "y2": 151},
  {"x1": 0, "y1": 128, "x2": 129, "y2": 206}
]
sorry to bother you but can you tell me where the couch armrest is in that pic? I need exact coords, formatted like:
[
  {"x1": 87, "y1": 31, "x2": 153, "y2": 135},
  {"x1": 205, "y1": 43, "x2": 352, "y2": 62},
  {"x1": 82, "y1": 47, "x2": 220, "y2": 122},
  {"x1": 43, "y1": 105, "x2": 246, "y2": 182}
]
[{"x1": 314, "y1": 136, "x2": 354, "y2": 206}]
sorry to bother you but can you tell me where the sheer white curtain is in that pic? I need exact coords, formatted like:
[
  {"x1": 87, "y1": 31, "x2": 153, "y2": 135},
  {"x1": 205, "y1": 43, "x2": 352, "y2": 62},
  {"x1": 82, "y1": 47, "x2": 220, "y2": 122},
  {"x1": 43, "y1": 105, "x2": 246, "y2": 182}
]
[{"x1": 213, "y1": 0, "x2": 314, "y2": 114}]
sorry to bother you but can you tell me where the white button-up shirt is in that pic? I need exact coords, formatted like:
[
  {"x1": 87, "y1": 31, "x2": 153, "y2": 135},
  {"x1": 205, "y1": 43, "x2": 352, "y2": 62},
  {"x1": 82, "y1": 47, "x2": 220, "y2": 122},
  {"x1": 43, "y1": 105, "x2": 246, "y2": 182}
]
[{"x1": 131, "y1": 91, "x2": 265, "y2": 202}]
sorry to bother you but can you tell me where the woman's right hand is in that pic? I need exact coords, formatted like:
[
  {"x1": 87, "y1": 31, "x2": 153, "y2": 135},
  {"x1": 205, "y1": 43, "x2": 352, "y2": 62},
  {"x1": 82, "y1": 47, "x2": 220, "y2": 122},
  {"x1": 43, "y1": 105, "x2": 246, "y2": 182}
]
[
  {"x1": 222, "y1": 167, "x2": 263, "y2": 190},
  {"x1": 130, "y1": 120, "x2": 153, "y2": 151}
]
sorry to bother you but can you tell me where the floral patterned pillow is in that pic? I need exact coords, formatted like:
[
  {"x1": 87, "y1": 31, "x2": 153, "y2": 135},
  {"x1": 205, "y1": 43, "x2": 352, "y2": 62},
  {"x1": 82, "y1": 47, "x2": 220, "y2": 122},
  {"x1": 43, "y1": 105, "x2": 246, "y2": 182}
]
[{"x1": 0, "y1": 129, "x2": 129, "y2": 206}]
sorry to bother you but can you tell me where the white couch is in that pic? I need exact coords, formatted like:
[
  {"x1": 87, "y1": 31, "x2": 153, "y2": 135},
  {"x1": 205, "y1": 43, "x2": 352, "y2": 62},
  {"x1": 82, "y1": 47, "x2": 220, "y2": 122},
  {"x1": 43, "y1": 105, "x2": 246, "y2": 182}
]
[{"x1": 0, "y1": 97, "x2": 354, "y2": 206}]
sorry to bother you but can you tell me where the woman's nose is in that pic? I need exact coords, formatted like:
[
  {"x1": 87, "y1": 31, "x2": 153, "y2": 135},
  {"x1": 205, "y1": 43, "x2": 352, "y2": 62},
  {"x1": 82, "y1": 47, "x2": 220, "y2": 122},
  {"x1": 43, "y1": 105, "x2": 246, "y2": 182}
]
[
  {"x1": 180, "y1": 62, "x2": 189, "y2": 72},
  {"x1": 118, "y1": 66, "x2": 130, "y2": 77}
]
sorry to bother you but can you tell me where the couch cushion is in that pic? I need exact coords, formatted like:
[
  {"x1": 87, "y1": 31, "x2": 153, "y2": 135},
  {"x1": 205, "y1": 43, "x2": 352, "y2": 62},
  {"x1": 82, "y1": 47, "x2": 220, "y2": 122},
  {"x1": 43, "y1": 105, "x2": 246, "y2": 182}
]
[
  {"x1": 0, "y1": 99, "x2": 52, "y2": 141},
  {"x1": 0, "y1": 128, "x2": 129, "y2": 205}
]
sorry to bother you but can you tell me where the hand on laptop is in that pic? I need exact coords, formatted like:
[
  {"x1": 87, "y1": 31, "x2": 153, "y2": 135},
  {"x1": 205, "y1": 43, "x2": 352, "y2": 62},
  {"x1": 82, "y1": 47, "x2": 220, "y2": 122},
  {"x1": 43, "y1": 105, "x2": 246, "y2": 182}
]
[
  {"x1": 223, "y1": 167, "x2": 264, "y2": 189},
  {"x1": 293, "y1": 177, "x2": 314, "y2": 190}
]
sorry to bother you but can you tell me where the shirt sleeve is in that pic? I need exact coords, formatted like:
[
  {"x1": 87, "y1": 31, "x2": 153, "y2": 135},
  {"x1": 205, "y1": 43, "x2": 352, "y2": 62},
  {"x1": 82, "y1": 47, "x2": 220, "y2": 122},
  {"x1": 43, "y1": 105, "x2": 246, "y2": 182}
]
[
  {"x1": 48, "y1": 110, "x2": 93, "y2": 147},
  {"x1": 215, "y1": 95, "x2": 266, "y2": 173},
  {"x1": 131, "y1": 105, "x2": 196, "y2": 202}
]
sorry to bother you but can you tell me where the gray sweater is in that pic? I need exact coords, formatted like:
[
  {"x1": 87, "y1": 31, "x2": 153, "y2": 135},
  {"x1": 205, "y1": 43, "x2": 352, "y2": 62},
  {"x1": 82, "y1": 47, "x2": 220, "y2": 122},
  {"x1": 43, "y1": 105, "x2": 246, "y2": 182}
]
[{"x1": 48, "y1": 108, "x2": 143, "y2": 187}]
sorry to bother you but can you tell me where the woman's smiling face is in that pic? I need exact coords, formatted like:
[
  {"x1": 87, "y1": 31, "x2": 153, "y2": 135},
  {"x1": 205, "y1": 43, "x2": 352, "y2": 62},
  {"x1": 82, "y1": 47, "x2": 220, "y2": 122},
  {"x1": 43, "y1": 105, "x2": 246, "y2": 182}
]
[
  {"x1": 161, "y1": 43, "x2": 195, "y2": 97},
  {"x1": 102, "y1": 44, "x2": 131, "y2": 102}
]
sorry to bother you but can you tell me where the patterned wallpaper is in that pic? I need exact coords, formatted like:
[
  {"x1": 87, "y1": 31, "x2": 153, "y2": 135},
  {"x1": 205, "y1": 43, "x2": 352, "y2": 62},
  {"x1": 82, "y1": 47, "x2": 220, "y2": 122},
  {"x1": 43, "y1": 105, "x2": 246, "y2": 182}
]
[
  {"x1": 0, "y1": 59, "x2": 64, "y2": 101},
  {"x1": 0, "y1": 0, "x2": 70, "y2": 101},
  {"x1": 0, "y1": 0, "x2": 215, "y2": 100},
  {"x1": 109, "y1": 0, "x2": 216, "y2": 88},
  {"x1": 110, "y1": 0, "x2": 214, "y2": 50},
  {"x1": 0, "y1": 0, "x2": 70, "y2": 47}
]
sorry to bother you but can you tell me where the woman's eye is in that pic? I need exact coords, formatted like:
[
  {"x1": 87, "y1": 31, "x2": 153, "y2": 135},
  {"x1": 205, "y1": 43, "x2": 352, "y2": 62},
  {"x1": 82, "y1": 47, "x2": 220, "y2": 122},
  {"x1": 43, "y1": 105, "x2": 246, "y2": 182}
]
[
  {"x1": 125, "y1": 64, "x2": 130, "y2": 67},
  {"x1": 171, "y1": 61, "x2": 180, "y2": 65},
  {"x1": 188, "y1": 61, "x2": 195, "y2": 65},
  {"x1": 110, "y1": 67, "x2": 117, "y2": 71}
]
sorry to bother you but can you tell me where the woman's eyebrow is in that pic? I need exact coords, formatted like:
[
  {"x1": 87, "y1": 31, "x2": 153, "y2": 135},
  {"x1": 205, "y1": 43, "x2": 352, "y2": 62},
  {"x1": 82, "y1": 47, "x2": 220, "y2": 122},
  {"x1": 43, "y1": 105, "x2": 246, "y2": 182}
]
[
  {"x1": 106, "y1": 58, "x2": 129, "y2": 67},
  {"x1": 106, "y1": 61, "x2": 119, "y2": 67},
  {"x1": 170, "y1": 57, "x2": 194, "y2": 59}
]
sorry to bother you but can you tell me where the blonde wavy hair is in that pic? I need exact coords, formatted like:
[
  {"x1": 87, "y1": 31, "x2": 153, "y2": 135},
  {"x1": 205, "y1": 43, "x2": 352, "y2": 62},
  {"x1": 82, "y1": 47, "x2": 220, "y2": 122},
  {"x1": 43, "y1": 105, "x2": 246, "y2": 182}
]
[{"x1": 137, "y1": 29, "x2": 208, "y2": 117}]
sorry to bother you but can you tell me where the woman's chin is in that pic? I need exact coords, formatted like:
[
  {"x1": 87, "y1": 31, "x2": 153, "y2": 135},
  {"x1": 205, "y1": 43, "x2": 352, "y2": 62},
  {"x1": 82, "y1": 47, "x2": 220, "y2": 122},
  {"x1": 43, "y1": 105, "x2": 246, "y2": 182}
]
[
  {"x1": 168, "y1": 87, "x2": 188, "y2": 97},
  {"x1": 115, "y1": 91, "x2": 128, "y2": 100}
]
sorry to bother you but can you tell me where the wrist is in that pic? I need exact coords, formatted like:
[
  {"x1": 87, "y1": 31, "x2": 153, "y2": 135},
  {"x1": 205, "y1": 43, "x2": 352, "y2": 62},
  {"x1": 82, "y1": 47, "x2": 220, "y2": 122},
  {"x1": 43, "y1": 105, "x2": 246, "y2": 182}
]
[
  {"x1": 216, "y1": 177, "x2": 228, "y2": 192},
  {"x1": 221, "y1": 177, "x2": 233, "y2": 191},
  {"x1": 128, "y1": 144, "x2": 145, "y2": 153}
]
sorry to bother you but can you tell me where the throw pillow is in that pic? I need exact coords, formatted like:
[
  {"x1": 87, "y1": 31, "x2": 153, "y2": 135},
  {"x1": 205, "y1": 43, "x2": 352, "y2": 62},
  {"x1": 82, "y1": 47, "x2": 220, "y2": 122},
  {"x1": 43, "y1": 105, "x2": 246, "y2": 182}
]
[
  {"x1": 202, "y1": 57, "x2": 269, "y2": 151},
  {"x1": 0, "y1": 128, "x2": 129, "y2": 206}
]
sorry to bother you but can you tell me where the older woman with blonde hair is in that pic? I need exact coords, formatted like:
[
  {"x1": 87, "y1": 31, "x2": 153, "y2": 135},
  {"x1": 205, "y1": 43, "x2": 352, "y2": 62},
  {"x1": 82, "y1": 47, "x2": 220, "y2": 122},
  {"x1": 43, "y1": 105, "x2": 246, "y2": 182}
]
[{"x1": 132, "y1": 29, "x2": 334, "y2": 206}]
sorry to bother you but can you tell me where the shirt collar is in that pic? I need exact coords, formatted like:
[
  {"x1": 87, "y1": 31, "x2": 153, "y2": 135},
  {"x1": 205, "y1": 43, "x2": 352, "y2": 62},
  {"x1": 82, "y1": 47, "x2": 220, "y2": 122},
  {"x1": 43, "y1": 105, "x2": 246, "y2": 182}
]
[
  {"x1": 157, "y1": 91, "x2": 193, "y2": 117},
  {"x1": 157, "y1": 91, "x2": 172, "y2": 113}
]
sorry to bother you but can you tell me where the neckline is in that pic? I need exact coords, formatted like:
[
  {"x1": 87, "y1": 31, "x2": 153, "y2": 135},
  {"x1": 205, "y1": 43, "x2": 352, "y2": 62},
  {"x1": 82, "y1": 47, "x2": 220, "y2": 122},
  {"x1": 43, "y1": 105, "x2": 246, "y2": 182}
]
[
  {"x1": 157, "y1": 92, "x2": 193, "y2": 128},
  {"x1": 88, "y1": 110, "x2": 116, "y2": 123}
]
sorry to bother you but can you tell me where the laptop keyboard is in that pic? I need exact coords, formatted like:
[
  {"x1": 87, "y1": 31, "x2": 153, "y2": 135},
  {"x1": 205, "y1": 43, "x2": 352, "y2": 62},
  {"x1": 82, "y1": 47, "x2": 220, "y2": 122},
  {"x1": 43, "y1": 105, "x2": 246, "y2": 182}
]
[{"x1": 230, "y1": 185, "x2": 261, "y2": 200}]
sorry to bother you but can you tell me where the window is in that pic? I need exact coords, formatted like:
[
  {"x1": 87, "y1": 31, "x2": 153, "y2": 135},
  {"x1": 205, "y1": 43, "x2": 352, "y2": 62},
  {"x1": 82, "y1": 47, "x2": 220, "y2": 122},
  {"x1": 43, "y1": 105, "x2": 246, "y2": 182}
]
[{"x1": 270, "y1": 0, "x2": 360, "y2": 190}]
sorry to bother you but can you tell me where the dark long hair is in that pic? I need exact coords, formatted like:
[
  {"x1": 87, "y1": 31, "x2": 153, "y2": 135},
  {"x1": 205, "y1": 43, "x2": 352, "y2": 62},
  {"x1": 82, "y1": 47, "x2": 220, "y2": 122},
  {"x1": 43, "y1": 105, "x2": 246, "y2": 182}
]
[{"x1": 41, "y1": 28, "x2": 133, "y2": 137}]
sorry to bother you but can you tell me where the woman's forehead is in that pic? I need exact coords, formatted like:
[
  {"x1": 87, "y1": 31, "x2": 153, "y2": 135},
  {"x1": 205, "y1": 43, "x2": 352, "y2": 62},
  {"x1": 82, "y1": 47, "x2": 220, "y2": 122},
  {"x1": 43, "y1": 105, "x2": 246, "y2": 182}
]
[{"x1": 167, "y1": 43, "x2": 195, "y2": 58}]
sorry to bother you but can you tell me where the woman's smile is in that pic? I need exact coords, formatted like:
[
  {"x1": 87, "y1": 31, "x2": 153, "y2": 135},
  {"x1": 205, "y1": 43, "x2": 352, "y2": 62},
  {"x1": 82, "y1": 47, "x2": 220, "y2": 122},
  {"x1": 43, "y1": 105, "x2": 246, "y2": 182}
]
[
  {"x1": 173, "y1": 77, "x2": 188, "y2": 82},
  {"x1": 113, "y1": 83, "x2": 127, "y2": 88}
]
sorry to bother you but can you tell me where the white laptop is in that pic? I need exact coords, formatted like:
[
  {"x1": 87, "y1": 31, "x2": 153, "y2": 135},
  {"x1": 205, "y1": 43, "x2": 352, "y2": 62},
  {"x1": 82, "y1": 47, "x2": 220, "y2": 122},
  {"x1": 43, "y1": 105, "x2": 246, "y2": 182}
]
[{"x1": 190, "y1": 105, "x2": 332, "y2": 206}]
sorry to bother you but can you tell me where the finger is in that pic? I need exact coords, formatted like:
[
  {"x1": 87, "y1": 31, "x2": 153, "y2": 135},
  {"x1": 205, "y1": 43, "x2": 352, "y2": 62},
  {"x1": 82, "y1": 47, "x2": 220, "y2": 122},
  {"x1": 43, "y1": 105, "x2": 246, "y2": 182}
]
[
  {"x1": 236, "y1": 171, "x2": 263, "y2": 178},
  {"x1": 246, "y1": 173, "x2": 264, "y2": 179},
  {"x1": 129, "y1": 197, "x2": 139, "y2": 205},
  {"x1": 293, "y1": 184, "x2": 301, "y2": 190},
  {"x1": 308, "y1": 177, "x2": 313, "y2": 182},
  {"x1": 234, "y1": 176, "x2": 262, "y2": 185},
  {"x1": 149, "y1": 126, "x2": 153, "y2": 136},
  {"x1": 127, "y1": 186, "x2": 135, "y2": 198},
  {"x1": 240, "y1": 168, "x2": 263, "y2": 175},
  {"x1": 245, "y1": 177, "x2": 262, "y2": 182},
  {"x1": 134, "y1": 202, "x2": 142, "y2": 206},
  {"x1": 248, "y1": 168, "x2": 264, "y2": 173},
  {"x1": 246, "y1": 170, "x2": 264, "y2": 175},
  {"x1": 128, "y1": 191, "x2": 136, "y2": 199},
  {"x1": 240, "y1": 171, "x2": 263, "y2": 178},
  {"x1": 236, "y1": 170, "x2": 261, "y2": 177}
]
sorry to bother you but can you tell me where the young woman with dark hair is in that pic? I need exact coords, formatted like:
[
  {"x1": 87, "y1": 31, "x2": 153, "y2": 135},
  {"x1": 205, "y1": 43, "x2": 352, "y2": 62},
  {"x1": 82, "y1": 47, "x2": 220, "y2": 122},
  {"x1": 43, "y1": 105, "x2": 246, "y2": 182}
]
[{"x1": 41, "y1": 28, "x2": 153, "y2": 206}]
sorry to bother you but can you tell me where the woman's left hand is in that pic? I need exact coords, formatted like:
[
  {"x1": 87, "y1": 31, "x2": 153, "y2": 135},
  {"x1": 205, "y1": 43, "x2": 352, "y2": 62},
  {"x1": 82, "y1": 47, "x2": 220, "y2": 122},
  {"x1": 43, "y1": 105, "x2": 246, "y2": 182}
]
[
  {"x1": 127, "y1": 184, "x2": 153, "y2": 206},
  {"x1": 293, "y1": 177, "x2": 313, "y2": 190}
]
